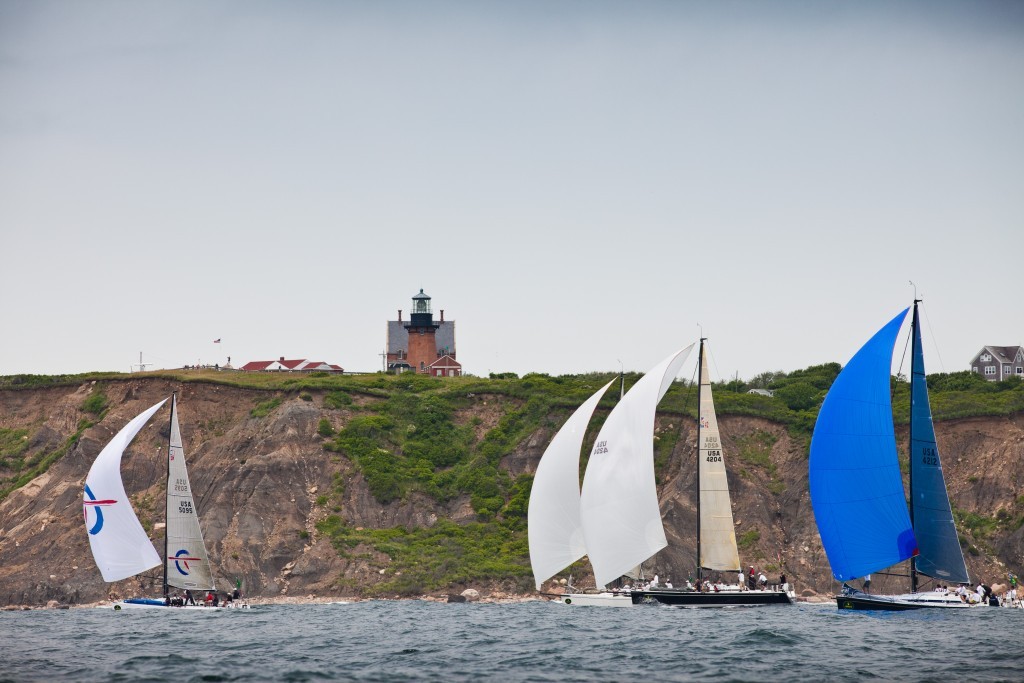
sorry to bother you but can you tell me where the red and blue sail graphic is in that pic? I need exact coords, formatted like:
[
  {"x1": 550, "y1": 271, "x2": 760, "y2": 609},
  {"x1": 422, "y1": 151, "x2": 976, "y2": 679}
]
[
  {"x1": 83, "y1": 484, "x2": 117, "y2": 535},
  {"x1": 172, "y1": 549, "x2": 203, "y2": 575}
]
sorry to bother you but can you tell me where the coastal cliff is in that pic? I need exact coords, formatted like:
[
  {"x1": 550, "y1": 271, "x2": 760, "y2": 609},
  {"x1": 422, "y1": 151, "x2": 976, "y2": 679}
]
[{"x1": 0, "y1": 372, "x2": 1022, "y2": 606}]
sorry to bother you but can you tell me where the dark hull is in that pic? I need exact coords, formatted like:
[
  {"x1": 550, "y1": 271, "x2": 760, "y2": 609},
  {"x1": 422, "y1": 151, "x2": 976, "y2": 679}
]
[
  {"x1": 836, "y1": 595, "x2": 926, "y2": 611},
  {"x1": 631, "y1": 589, "x2": 794, "y2": 607},
  {"x1": 835, "y1": 592, "x2": 971, "y2": 611}
]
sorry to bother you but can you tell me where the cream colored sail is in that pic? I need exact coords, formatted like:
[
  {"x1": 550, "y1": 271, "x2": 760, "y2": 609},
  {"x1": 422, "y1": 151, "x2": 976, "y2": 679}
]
[
  {"x1": 580, "y1": 345, "x2": 694, "y2": 588},
  {"x1": 164, "y1": 395, "x2": 216, "y2": 591},
  {"x1": 697, "y1": 343, "x2": 741, "y2": 571},
  {"x1": 528, "y1": 380, "x2": 615, "y2": 590}
]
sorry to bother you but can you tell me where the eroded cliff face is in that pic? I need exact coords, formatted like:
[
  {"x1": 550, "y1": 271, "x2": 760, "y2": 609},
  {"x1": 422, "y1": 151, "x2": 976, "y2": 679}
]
[{"x1": 0, "y1": 379, "x2": 1021, "y2": 606}]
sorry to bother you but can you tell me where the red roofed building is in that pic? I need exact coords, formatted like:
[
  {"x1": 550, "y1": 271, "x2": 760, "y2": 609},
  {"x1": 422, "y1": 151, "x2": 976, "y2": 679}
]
[
  {"x1": 239, "y1": 360, "x2": 275, "y2": 372},
  {"x1": 240, "y1": 356, "x2": 344, "y2": 373},
  {"x1": 427, "y1": 354, "x2": 461, "y2": 378}
]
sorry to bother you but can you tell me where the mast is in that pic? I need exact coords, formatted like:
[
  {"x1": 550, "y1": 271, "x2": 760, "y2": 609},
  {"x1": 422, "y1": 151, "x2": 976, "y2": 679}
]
[
  {"x1": 696, "y1": 337, "x2": 706, "y2": 584},
  {"x1": 163, "y1": 393, "x2": 175, "y2": 601},
  {"x1": 909, "y1": 300, "x2": 921, "y2": 594}
]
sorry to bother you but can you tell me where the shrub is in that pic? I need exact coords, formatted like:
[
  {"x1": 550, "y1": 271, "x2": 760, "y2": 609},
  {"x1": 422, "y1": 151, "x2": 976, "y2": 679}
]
[
  {"x1": 81, "y1": 388, "x2": 108, "y2": 416},
  {"x1": 737, "y1": 529, "x2": 761, "y2": 549},
  {"x1": 324, "y1": 391, "x2": 353, "y2": 409},
  {"x1": 250, "y1": 397, "x2": 282, "y2": 418},
  {"x1": 774, "y1": 382, "x2": 821, "y2": 411}
]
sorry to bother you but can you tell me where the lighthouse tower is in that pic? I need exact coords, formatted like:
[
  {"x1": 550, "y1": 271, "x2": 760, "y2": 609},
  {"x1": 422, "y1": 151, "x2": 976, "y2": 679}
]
[{"x1": 405, "y1": 289, "x2": 440, "y2": 373}]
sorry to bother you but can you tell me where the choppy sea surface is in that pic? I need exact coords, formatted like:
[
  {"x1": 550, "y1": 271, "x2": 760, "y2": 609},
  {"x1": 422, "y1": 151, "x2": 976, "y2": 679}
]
[{"x1": 1, "y1": 600, "x2": 1021, "y2": 682}]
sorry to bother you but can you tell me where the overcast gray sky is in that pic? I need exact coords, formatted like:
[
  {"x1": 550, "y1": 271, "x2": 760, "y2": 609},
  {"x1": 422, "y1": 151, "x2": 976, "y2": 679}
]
[{"x1": 1, "y1": 0, "x2": 1021, "y2": 380}]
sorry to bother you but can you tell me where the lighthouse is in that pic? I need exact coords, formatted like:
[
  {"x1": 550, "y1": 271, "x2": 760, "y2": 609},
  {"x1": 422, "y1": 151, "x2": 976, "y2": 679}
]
[
  {"x1": 385, "y1": 289, "x2": 460, "y2": 375},
  {"x1": 404, "y1": 289, "x2": 441, "y2": 373}
]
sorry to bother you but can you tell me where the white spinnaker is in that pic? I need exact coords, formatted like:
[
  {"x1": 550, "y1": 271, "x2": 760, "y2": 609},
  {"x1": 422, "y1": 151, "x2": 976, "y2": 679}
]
[
  {"x1": 580, "y1": 345, "x2": 694, "y2": 588},
  {"x1": 528, "y1": 380, "x2": 614, "y2": 590},
  {"x1": 697, "y1": 343, "x2": 741, "y2": 571},
  {"x1": 84, "y1": 400, "x2": 165, "y2": 582},
  {"x1": 165, "y1": 395, "x2": 216, "y2": 590}
]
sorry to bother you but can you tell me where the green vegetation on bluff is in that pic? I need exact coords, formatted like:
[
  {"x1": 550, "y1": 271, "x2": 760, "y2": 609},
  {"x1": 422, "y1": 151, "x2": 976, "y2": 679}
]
[
  {"x1": 315, "y1": 516, "x2": 531, "y2": 595},
  {"x1": 0, "y1": 388, "x2": 105, "y2": 500},
  {"x1": 1, "y1": 366, "x2": 1021, "y2": 591}
]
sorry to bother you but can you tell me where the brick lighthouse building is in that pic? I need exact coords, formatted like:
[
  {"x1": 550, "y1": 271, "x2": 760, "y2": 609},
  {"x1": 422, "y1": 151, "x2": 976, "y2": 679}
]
[
  {"x1": 386, "y1": 289, "x2": 461, "y2": 376},
  {"x1": 405, "y1": 288, "x2": 439, "y2": 373}
]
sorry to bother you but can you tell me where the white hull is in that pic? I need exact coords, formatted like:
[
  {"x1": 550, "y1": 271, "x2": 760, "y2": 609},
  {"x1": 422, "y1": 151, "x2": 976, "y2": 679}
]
[
  {"x1": 837, "y1": 586, "x2": 973, "y2": 610},
  {"x1": 557, "y1": 592, "x2": 632, "y2": 607}
]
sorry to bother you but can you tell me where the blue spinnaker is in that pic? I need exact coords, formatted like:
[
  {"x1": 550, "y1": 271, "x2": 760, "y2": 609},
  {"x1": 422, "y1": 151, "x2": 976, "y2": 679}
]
[
  {"x1": 809, "y1": 308, "x2": 918, "y2": 581},
  {"x1": 909, "y1": 305, "x2": 970, "y2": 584}
]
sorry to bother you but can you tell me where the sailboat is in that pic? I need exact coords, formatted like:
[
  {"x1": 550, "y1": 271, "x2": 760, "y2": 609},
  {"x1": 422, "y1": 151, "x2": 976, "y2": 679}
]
[
  {"x1": 84, "y1": 394, "x2": 244, "y2": 609},
  {"x1": 532, "y1": 376, "x2": 626, "y2": 606},
  {"x1": 809, "y1": 300, "x2": 972, "y2": 610},
  {"x1": 590, "y1": 340, "x2": 794, "y2": 607},
  {"x1": 527, "y1": 378, "x2": 632, "y2": 606}
]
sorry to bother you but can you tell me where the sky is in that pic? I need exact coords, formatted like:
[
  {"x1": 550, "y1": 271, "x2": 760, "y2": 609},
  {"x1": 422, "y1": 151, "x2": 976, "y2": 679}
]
[{"x1": 1, "y1": 0, "x2": 1021, "y2": 381}]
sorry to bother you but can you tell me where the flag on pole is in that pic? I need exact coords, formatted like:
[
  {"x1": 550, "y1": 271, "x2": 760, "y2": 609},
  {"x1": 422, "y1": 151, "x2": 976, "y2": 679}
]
[{"x1": 213, "y1": 339, "x2": 221, "y2": 343}]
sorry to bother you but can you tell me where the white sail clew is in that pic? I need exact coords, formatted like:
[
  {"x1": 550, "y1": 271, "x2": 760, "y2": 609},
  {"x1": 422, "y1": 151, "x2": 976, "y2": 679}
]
[
  {"x1": 528, "y1": 380, "x2": 615, "y2": 590},
  {"x1": 165, "y1": 395, "x2": 216, "y2": 591},
  {"x1": 697, "y1": 343, "x2": 741, "y2": 571},
  {"x1": 84, "y1": 400, "x2": 166, "y2": 582},
  {"x1": 580, "y1": 345, "x2": 694, "y2": 588}
]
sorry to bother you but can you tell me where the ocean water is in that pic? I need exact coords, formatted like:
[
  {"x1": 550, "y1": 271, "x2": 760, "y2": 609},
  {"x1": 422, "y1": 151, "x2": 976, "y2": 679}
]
[{"x1": 1, "y1": 600, "x2": 1021, "y2": 682}]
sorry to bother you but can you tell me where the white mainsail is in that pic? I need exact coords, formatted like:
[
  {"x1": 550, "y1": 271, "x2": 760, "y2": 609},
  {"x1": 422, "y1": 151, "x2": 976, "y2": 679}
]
[
  {"x1": 164, "y1": 394, "x2": 216, "y2": 591},
  {"x1": 697, "y1": 342, "x2": 741, "y2": 571},
  {"x1": 84, "y1": 400, "x2": 166, "y2": 582},
  {"x1": 580, "y1": 345, "x2": 694, "y2": 588},
  {"x1": 528, "y1": 380, "x2": 615, "y2": 590}
]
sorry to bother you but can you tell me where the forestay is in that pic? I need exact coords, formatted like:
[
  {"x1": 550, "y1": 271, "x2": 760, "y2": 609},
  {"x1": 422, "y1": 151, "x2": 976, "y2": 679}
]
[
  {"x1": 809, "y1": 308, "x2": 918, "y2": 581},
  {"x1": 165, "y1": 394, "x2": 216, "y2": 591},
  {"x1": 84, "y1": 400, "x2": 165, "y2": 582},
  {"x1": 528, "y1": 380, "x2": 615, "y2": 590},
  {"x1": 909, "y1": 306, "x2": 969, "y2": 584},
  {"x1": 697, "y1": 343, "x2": 741, "y2": 572},
  {"x1": 580, "y1": 345, "x2": 694, "y2": 588}
]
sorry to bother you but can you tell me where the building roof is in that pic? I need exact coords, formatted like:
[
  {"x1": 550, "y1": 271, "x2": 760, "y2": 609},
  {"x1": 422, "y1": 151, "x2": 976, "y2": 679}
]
[
  {"x1": 973, "y1": 346, "x2": 1024, "y2": 364},
  {"x1": 298, "y1": 361, "x2": 344, "y2": 372},
  {"x1": 428, "y1": 354, "x2": 462, "y2": 369},
  {"x1": 241, "y1": 358, "x2": 344, "y2": 372},
  {"x1": 387, "y1": 320, "x2": 456, "y2": 355}
]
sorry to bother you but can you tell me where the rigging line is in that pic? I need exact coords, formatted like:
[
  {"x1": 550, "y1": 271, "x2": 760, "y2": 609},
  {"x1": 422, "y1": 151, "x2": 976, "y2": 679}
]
[
  {"x1": 193, "y1": 450, "x2": 219, "y2": 515},
  {"x1": 893, "y1": 319, "x2": 913, "y2": 403},
  {"x1": 919, "y1": 301, "x2": 946, "y2": 373},
  {"x1": 706, "y1": 341, "x2": 724, "y2": 384}
]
